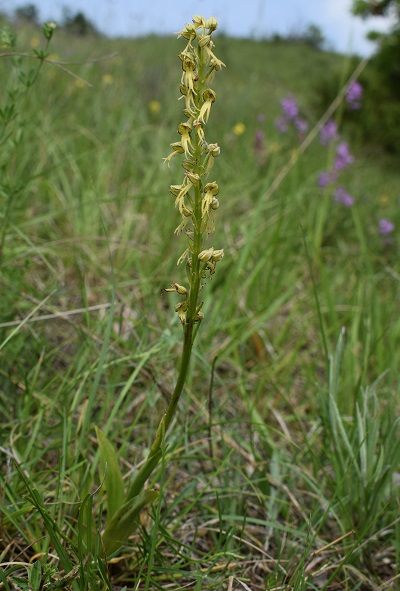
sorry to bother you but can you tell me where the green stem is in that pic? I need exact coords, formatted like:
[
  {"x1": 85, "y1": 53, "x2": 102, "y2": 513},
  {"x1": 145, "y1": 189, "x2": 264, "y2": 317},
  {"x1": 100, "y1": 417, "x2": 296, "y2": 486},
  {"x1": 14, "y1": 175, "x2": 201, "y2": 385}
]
[
  {"x1": 125, "y1": 26, "x2": 207, "y2": 504},
  {"x1": 125, "y1": 323, "x2": 194, "y2": 501}
]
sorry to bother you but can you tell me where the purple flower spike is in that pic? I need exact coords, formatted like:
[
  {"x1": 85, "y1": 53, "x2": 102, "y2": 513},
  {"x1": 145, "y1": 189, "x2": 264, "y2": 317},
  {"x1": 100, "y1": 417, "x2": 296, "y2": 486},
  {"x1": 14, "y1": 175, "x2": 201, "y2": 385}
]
[
  {"x1": 280, "y1": 94, "x2": 299, "y2": 120},
  {"x1": 379, "y1": 218, "x2": 395, "y2": 235},
  {"x1": 320, "y1": 120, "x2": 338, "y2": 145},
  {"x1": 334, "y1": 186, "x2": 354, "y2": 207},
  {"x1": 346, "y1": 81, "x2": 363, "y2": 110},
  {"x1": 275, "y1": 116, "x2": 289, "y2": 133},
  {"x1": 318, "y1": 170, "x2": 338, "y2": 188},
  {"x1": 254, "y1": 129, "x2": 265, "y2": 152},
  {"x1": 294, "y1": 117, "x2": 308, "y2": 134},
  {"x1": 334, "y1": 141, "x2": 354, "y2": 170}
]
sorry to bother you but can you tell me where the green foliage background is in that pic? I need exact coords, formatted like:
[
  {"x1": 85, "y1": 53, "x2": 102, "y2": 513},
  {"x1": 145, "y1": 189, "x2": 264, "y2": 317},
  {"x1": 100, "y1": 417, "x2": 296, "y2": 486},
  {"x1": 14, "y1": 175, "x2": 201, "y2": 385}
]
[{"x1": 0, "y1": 19, "x2": 399, "y2": 591}]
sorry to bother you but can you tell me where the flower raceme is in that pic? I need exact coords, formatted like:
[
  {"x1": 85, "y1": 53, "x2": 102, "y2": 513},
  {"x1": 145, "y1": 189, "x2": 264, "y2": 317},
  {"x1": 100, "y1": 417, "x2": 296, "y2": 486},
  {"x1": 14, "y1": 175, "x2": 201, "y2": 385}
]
[
  {"x1": 100, "y1": 16, "x2": 225, "y2": 557},
  {"x1": 320, "y1": 120, "x2": 338, "y2": 145},
  {"x1": 164, "y1": 15, "x2": 225, "y2": 327},
  {"x1": 346, "y1": 80, "x2": 363, "y2": 110},
  {"x1": 275, "y1": 93, "x2": 308, "y2": 137}
]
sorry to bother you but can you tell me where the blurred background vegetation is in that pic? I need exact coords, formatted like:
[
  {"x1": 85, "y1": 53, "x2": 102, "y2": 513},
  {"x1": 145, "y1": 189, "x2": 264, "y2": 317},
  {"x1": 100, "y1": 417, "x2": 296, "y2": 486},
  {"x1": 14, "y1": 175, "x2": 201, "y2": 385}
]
[{"x1": 0, "y1": 2, "x2": 399, "y2": 589}]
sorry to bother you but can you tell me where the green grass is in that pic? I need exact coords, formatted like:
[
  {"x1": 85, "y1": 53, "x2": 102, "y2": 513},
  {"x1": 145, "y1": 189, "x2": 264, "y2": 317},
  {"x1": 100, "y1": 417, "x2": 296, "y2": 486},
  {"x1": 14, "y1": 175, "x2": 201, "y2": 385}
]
[{"x1": 1, "y1": 20, "x2": 400, "y2": 591}]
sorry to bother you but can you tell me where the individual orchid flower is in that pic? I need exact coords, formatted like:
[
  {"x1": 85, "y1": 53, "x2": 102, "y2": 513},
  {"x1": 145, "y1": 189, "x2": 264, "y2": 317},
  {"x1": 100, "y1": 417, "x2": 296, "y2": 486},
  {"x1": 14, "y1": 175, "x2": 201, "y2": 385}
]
[{"x1": 198, "y1": 89, "x2": 216, "y2": 124}]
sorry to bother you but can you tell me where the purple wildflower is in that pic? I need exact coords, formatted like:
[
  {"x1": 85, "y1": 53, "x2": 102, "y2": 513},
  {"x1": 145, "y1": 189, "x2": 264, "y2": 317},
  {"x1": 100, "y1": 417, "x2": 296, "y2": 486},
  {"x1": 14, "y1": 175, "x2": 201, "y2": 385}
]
[
  {"x1": 275, "y1": 116, "x2": 289, "y2": 133},
  {"x1": 294, "y1": 117, "x2": 308, "y2": 134},
  {"x1": 346, "y1": 81, "x2": 363, "y2": 110},
  {"x1": 280, "y1": 94, "x2": 299, "y2": 120},
  {"x1": 320, "y1": 120, "x2": 338, "y2": 145},
  {"x1": 318, "y1": 170, "x2": 338, "y2": 188},
  {"x1": 379, "y1": 218, "x2": 395, "y2": 235},
  {"x1": 254, "y1": 129, "x2": 266, "y2": 165},
  {"x1": 254, "y1": 129, "x2": 265, "y2": 155},
  {"x1": 257, "y1": 113, "x2": 266, "y2": 124},
  {"x1": 334, "y1": 186, "x2": 354, "y2": 207},
  {"x1": 334, "y1": 142, "x2": 354, "y2": 170}
]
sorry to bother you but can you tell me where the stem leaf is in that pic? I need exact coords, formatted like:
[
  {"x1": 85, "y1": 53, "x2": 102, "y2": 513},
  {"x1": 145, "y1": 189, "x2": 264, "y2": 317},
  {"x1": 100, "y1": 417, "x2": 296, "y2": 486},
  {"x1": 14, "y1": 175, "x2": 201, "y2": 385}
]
[
  {"x1": 95, "y1": 426, "x2": 125, "y2": 521},
  {"x1": 101, "y1": 488, "x2": 159, "y2": 556}
]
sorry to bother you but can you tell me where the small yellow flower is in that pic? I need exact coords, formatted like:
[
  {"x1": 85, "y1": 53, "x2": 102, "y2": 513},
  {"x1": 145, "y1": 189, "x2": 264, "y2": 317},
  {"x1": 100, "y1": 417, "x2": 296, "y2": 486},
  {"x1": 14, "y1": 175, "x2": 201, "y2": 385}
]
[
  {"x1": 163, "y1": 142, "x2": 184, "y2": 166},
  {"x1": 148, "y1": 100, "x2": 161, "y2": 114},
  {"x1": 232, "y1": 122, "x2": 245, "y2": 136},
  {"x1": 379, "y1": 193, "x2": 389, "y2": 206},
  {"x1": 179, "y1": 84, "x2": 196, "y2": 116},
  {"x1": 74, "y1": 79, "x2": 86, "y2": 89},
  {"x1": 180, "y1": 56, "x2": 197, "y2": 95},
  {"x1": 211, "y1": 249, "x2": 224, "y2": 261},
  {"x1": 192, "y1": 15, "x2": 205, "y2": 28},
  {"x1": 198, "y1": 247, "x2": 214, "y2": 262},
  {"x1": 175, "y1": 301, "x2": 188, "y2": 324},
  {"x1": 202, "y1": 181, "x2": 219, "y2": 216},
  {"x1": 208, "y1": 143, "x2": 220, "y2": 157},
  {"x1": 205, "y1": 17, "x2": 218, "y2": 31},
  {"x1": 163, "y1": 282, "x2": 187, "y2": 295},
  {"x1": 177, "y1": 122, "x2": 194, "y2": 157},
  {"x1": 202, "y1": 38, "x2": 226, "y2": 70},
  {"x1": 102, "y1": 73, "x2": 114, "y2": 85},
  {"x1": 269, "y1": 142, "x2": 281, "y2": 154},
  {"x1": 198, "y1": 89, "x2": 216, "y2": 124},
  {"x1": 176, "y1": 23, "x2": 197, "y2": 40}
]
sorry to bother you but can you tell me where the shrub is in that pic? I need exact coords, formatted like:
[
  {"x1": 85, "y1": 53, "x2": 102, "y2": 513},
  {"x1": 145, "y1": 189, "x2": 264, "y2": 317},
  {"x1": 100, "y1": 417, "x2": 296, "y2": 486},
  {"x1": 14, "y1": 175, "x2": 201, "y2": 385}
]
[{"x1": 314, "y1": 28, "x2": 400, "y2": 153}]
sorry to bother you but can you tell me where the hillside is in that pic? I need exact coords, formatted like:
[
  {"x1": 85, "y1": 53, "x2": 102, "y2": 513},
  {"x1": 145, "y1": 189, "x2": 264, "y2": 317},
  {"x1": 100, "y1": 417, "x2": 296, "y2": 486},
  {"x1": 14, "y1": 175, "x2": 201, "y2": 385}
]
[{"x1": 1, "y1": 21, "x2": 399, "y2": 591}]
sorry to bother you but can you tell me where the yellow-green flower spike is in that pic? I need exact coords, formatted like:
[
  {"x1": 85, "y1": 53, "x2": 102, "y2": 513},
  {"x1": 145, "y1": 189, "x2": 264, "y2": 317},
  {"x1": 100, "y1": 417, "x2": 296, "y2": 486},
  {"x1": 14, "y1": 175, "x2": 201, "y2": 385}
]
[
  {"x1": 163, "y1": 15, "x2": 225, "y2": 325},
  {"x1": 103, "y1": 17, "x2": 225, "y2": 558}
]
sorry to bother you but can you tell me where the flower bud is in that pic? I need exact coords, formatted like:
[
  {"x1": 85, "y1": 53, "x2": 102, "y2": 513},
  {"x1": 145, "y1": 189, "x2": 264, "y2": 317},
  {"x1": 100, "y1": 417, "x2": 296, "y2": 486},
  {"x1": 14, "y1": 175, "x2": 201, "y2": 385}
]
[
  {"x1": 204, "y1": 181, "x2": 219, "y2": 196},
  {"x1": 182, "y1": 159, "x2": 195, "y2": 172},
  {"x1": 170, "y1": 184, "x2": 182, "y2": 196},
  {"x1": 205, "y1": 17, "x2": 218, "y2": 31},
  {"x1": 163, "y1": 282, "x2": 187, "y2": 295},
  {"x1": 186, "y1": 171, "x2": 200, "y2": 184},
  {"x1": 199, "y1": 34, "x2": 211, "y2": 47},
  {"x1": 211, "y1": 249, "x2": 224, "y2": 261},
  {"x1": 175, "y1": 300, "x2": 188, "y2": 323},
  {"x1": 173, "y1": 282, "x2": 187, "y2": 295},
  {"x1": 198, "y1": 247, "x2": 214, "y2": 262},
  {"x1": 192, "y1": 15, "x2": 205, "y2": 28}
]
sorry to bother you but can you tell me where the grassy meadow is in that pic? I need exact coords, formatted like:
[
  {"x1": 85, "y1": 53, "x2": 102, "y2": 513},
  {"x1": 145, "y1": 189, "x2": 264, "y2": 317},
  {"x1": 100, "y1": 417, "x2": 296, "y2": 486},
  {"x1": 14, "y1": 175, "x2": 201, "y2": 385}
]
[{"x1": 1, "y1": 19, "x2": 400, "y2": 591}]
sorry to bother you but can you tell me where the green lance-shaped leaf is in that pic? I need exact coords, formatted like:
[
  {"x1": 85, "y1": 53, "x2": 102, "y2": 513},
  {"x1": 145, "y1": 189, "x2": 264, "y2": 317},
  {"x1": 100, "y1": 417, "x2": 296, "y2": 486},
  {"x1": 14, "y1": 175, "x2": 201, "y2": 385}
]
[
  {"x1": 95, "y1": 426, "x2": 125, "y2": 521},
  {"x1": 125, "y1": 414, "x2": 166, "y2": 503},
  {"x1": 29, "y1": 562, "x2": 42, "y2": 591},
  {"x1": 101, "y1": 488, "x2": 159, "y2": 556}
]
